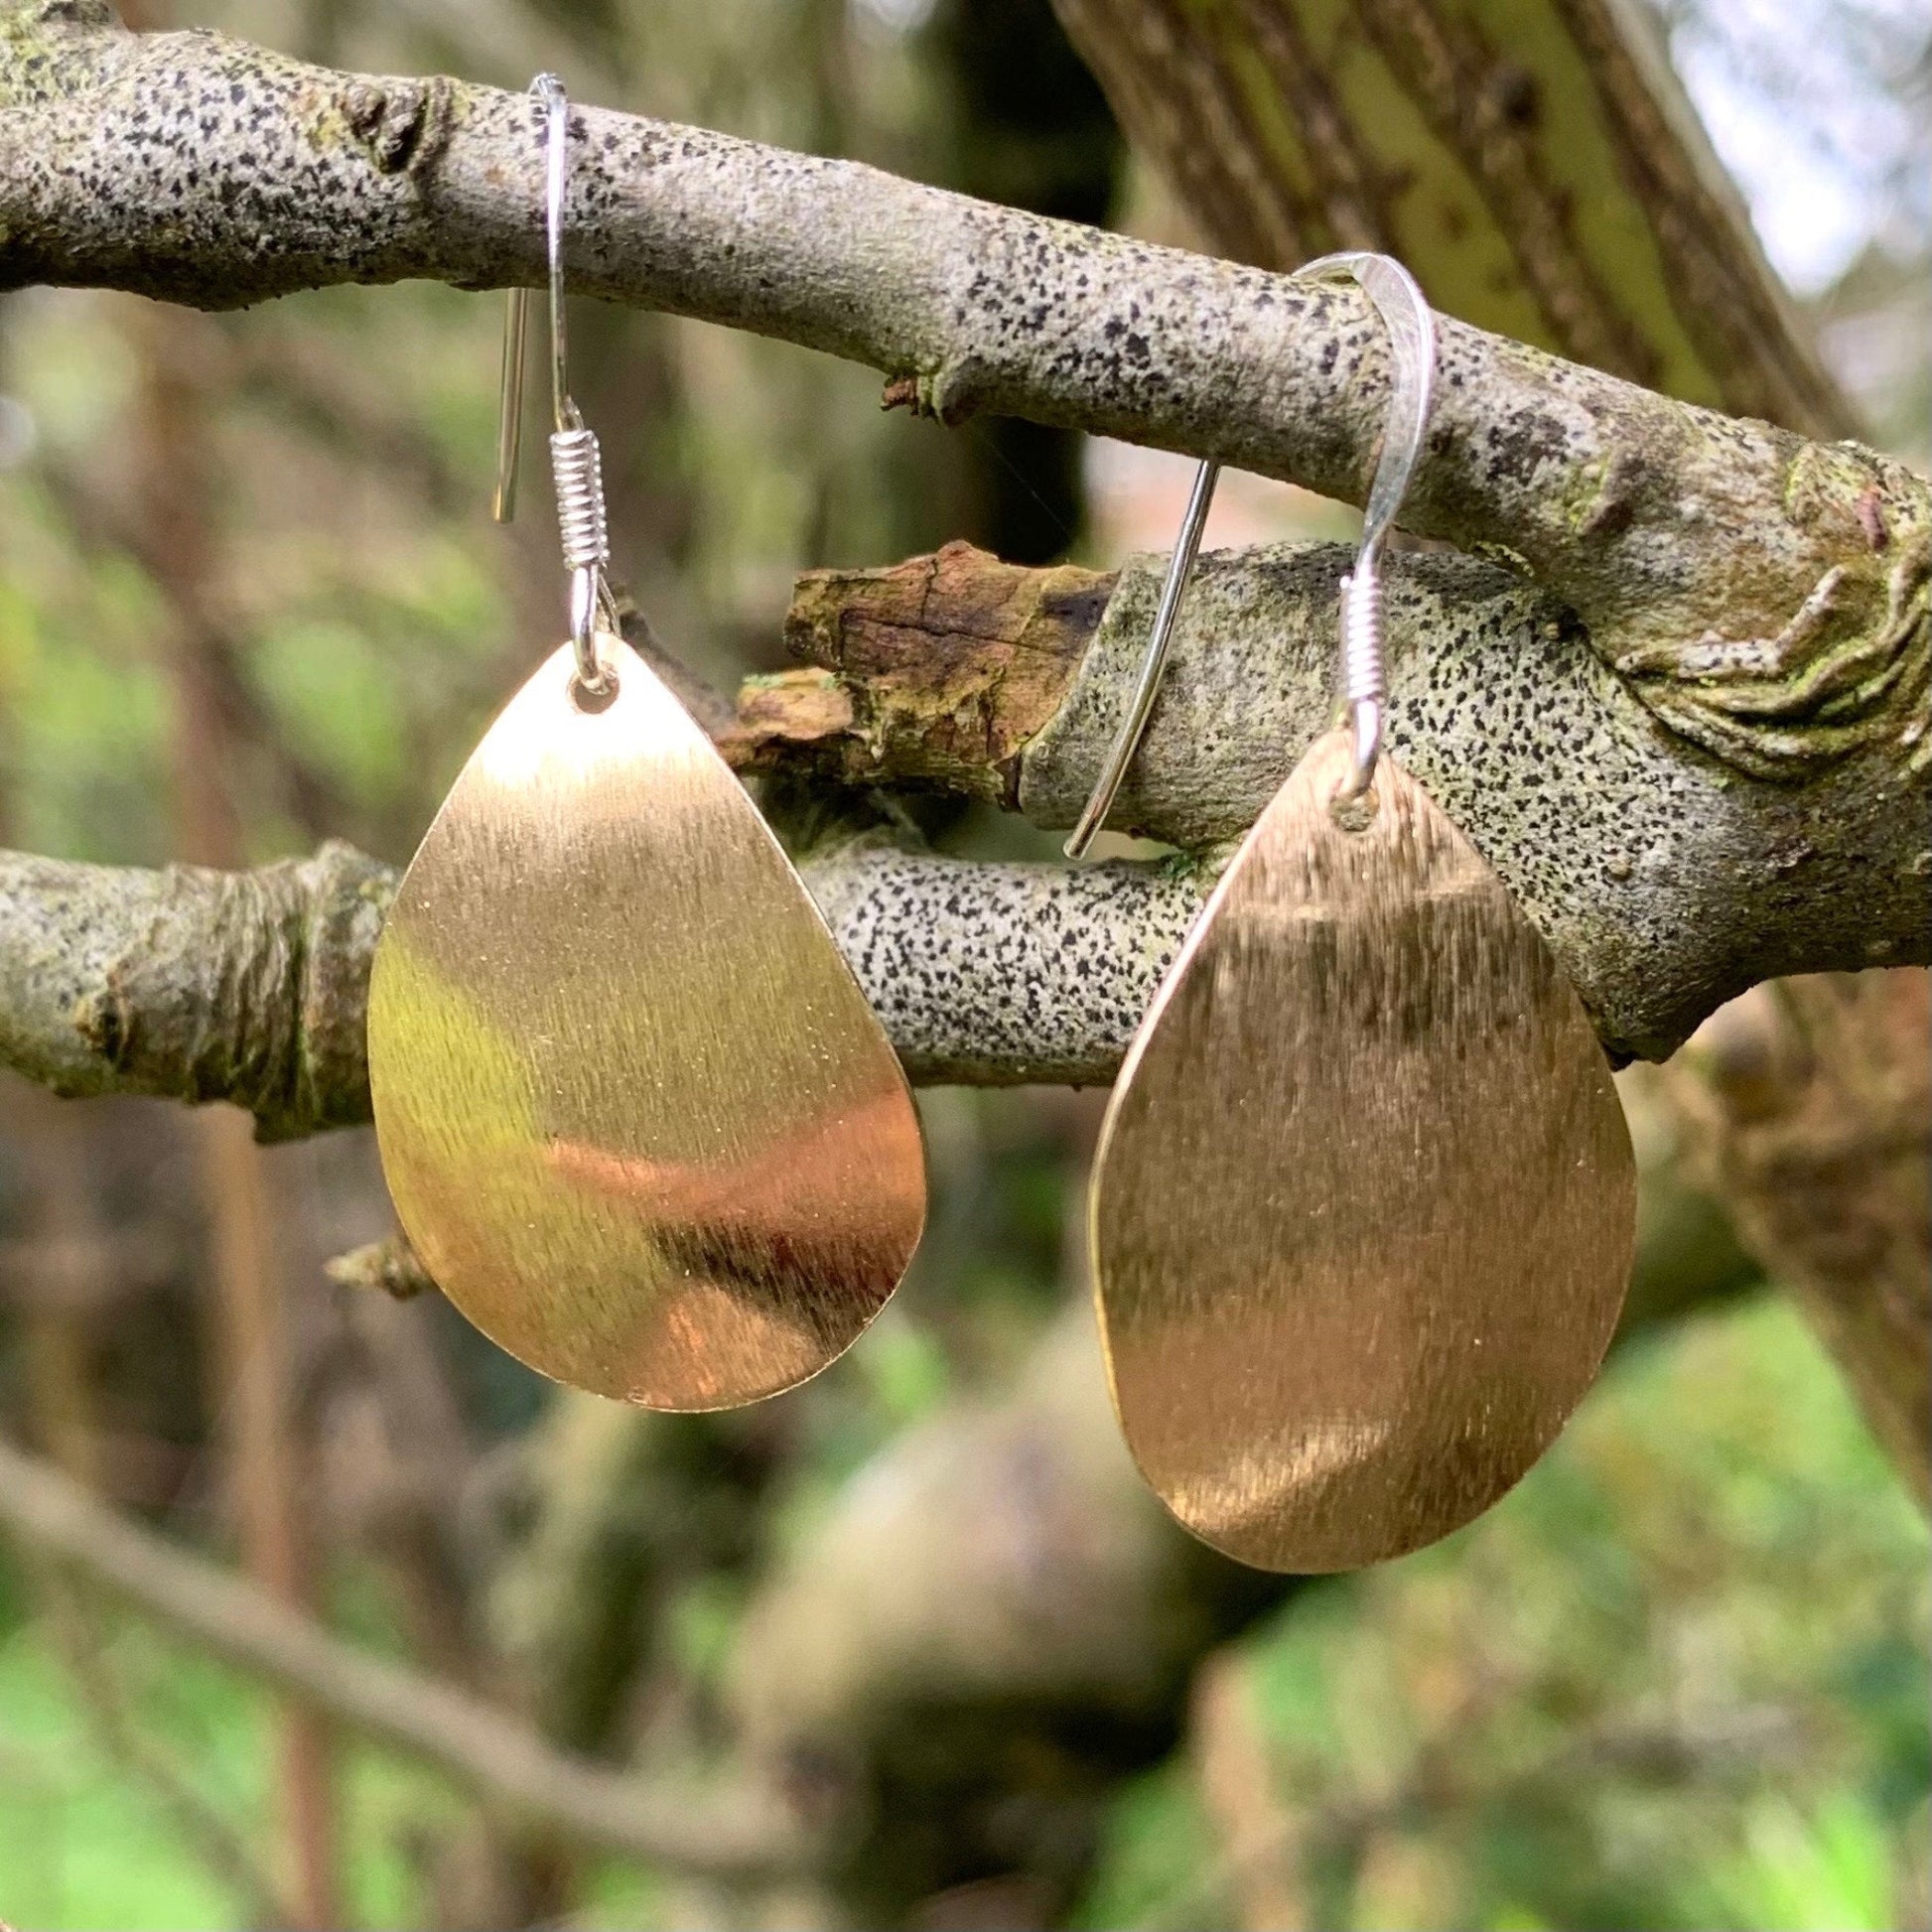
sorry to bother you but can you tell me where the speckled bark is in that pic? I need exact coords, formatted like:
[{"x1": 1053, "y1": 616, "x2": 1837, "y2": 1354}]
[
  {"x1": 0, "y1": 834, "x2": 1201, "y2": 1130},
  {"x1": 0, "y1": 1, "x2": 1925, "y2": 802},
  {"x1": 746, "y1": 542, "x2": 1929, "y2": 1060}
]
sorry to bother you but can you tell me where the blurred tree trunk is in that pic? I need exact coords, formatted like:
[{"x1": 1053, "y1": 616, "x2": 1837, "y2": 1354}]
[
  {"x1": 1047, "y1": 0, "x2": 1849, "y2": 435},
  {"x1": 926, "y1": 0, "x2": 1123, "y2": 564},
  {"x1": 124, "y1": 287, "x2": 343, "y2": 1930},
  {"x1": 1665, "y1": 971, "x2": 1931, "y2": 1504}
]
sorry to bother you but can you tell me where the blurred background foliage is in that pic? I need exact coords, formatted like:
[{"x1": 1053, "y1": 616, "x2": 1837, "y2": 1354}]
[{"x1": 0, "y1": 0, "x2": 1925, "y2": 1927}]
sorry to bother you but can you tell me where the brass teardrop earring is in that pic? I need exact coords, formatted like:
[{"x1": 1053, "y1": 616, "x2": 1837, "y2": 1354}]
[
  {"x1": 1069, "y1": 254, "x2": 1636, "y2": 1572},
  {"x1": 367, "y1": 75, "x2": 925, "y2": 1410}
]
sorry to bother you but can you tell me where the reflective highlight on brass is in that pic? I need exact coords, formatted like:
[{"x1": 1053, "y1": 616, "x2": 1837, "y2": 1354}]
[
  {"x1": 1091, "y1": 730, "x2": 1635, "y2": 1572},
  {"x1": 367, "y1": 636, "x2": 926, "y2": 1409}
]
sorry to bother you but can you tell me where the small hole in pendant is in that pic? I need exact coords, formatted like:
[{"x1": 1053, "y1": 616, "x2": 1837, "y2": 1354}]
[
  {"x1": 571, "y1": 668, "x2": 620, "y2": 714},
  {"x1": 1328, "y1": 780, "x2": 1380, "y2": 835}
]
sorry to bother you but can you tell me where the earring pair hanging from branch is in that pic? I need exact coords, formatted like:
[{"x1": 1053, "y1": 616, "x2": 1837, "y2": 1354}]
[
  {"x1": 1069, "y1": 253, "x2": 1638, "y2": 1574},
  {"x1": 366, "y1": 75, "x2": 925, "y2": 1410}
]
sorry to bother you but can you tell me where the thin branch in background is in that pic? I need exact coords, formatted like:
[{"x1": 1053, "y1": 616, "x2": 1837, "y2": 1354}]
[
  {"x1": 34, "y1": 1562, "x2": 293, "y2": 1929},
  {"x1": 2, "y1": 1088, "x2": 284, "y2": 1916},
  {"x1": 0, "y1": 1435, "x2": 811, "y2": 1881}
]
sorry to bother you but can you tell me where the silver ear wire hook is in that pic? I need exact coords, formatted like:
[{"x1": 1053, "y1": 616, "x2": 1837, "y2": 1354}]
[
  {"x1": 494, "y1": 72, "x2": 616, "y2": 694},
  {"x1": 1298, "y1": 252, "x2": 1438, "y2": 800},
  {"x1": 493, "y1": 278, "x2": 530, "y2": 523},
  {"x1": 1063, "y1": 459, "x2": 1221, "y2": 859},
  {"x1": 1063, "y1": 253, "x2": 1437, "y2": 852}
]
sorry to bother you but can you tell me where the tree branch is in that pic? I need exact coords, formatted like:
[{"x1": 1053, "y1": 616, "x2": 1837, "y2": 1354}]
[
  {"x1": 0, "y1": 832, "x2": 1200, "y2": 1128},
  {"x1": 2, "y1": 528, "x2": 1927, "y2": 1134},
  {"x1": 740, "y1": 542, "x2": 1928, "y2": 1058},
  {"x1": 0, "y1": 6, "x2": 1923, "y2": 1089},
  {"x1": 0, "y1": 1434, "x2": 808, "y2": 1878},
  {"x1": 0, "y1": 841, "x2": 389, "y2": 1141},
  {"x1": 0, "y1": 0, "x2": 1925, "y2": 738}
]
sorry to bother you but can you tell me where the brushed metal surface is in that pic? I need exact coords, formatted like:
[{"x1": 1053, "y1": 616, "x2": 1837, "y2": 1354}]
[
  {"x1": 367, "y1": 636, "x2": 926, "y2": 1410},
  {"x1": 1091, "y1": 728, "x2": 1635, "y2": 1572}
]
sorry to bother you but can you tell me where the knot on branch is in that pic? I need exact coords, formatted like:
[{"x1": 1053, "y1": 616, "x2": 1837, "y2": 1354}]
[
  {"x1": 1616, "y1": 534, "x2": 1931, "y2": 781},
  {"x1": 878, "y1": 366, "x2": 981, "y2": 426},
  {"x1": 68, "y1": 840, "x2": 392, "y2": 1140},
  {"x1": 727, "y1": 542, "x2": 1112, "y2": 804},
  {"x1": 338, "y1": 75, "x2": 452, "y2": 177},
  {"x1": 1605, "y1": 446, "x2": 1931, "y2": 782},
  {"x1": 324, "y1": 1234, "x2": 435, "y2": 1299}
]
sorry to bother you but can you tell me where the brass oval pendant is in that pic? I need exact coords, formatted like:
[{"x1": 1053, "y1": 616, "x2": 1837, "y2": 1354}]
[
  {"x1": 368, "y1": 637, "x2": 926, "y2": 1410},
  {"x1": 1090, "y1": 729, "x2": 1635, "y2": 1571}
]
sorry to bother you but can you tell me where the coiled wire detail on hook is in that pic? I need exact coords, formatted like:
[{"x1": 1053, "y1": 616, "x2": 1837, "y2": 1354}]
[
  {"x1": 1335, "y1": 559, "x2": 1386, "y2": 802},
  {"x1": 550, "y1": 427, "x2": 611, "y2": 576}
]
